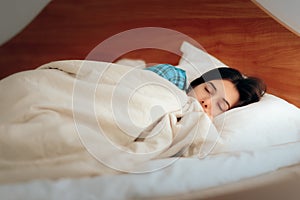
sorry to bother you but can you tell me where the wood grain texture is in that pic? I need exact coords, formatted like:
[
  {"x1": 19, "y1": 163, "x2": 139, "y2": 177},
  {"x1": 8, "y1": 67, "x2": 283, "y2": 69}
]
[{"x1": 0, "y1": 0, "x2": 299, "y2": 106}]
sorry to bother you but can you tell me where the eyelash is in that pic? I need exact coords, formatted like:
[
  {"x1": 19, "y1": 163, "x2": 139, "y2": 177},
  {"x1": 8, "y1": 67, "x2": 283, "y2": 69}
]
[
  {"x1": 205, "y1": 87, "x2": 210, "y2": 93},
  {"x1": 218, "y1": 102, "x2": 227, "y2": 112},
  {"x1": 205, "y1": 86, "x2": 212, "y2": 94}
]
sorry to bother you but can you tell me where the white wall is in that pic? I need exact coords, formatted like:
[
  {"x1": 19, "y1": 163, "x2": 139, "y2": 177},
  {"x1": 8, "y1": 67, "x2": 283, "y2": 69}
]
[
  {"x1": 0, "y1": 0, "x2": 51, "y2": 46},
  {"x1": 252, "y1": 0, "x2": 300, "y2": 37}
]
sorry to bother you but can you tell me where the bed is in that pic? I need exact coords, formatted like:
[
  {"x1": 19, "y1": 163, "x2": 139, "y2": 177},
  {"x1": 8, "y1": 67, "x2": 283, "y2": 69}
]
[{"x1": 0, "y1": 0, "x2": 299, "y2": 199}]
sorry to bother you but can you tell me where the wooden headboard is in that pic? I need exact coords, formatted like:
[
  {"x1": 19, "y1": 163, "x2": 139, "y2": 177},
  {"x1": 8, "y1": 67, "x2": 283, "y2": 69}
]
[{"x1": 0, "y1": 0, "x2": 299, "y2": 107}]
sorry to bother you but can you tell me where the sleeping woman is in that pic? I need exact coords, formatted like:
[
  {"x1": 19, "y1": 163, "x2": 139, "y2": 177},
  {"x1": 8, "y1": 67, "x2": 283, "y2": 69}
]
[{"x1": 145, "y1": 64, "x2": 266, "y2": 118}]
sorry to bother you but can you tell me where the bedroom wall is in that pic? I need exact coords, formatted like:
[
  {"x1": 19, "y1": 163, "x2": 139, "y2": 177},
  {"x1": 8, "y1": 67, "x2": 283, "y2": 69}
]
[
  {"x1": 252, "y1": 0, "x2": 300, "y2": 36},
  {"x1": 0, "y1": 0, "x2": 50, "y2": 45}
]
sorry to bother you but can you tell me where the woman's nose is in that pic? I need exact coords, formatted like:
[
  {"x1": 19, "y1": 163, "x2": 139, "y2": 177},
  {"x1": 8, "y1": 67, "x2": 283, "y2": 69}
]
[
  {"x1": 200, "y1": 99, "x2": 211, "y2": 111},
  {"x1": 200, "y1": 99, "x2": 213, "y2": 118}
]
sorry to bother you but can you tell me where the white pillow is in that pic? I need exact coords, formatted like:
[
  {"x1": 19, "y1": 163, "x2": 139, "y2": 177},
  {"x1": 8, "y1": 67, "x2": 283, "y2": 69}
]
[
  {"x1": 213, "y1": 94, "x2": 300, "y2": 152},
  {"x1": 177, "y1": 41, "x2": 300, "y2": 153},
  {"x1": 177, "y1": 41, "x2": 228, "y2": 83}
]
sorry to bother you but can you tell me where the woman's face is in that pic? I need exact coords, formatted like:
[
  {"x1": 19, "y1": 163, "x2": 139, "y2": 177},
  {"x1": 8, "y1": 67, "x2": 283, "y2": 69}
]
[{"x1": 189, "y1": 79, "x2": 239, "y2": 118}]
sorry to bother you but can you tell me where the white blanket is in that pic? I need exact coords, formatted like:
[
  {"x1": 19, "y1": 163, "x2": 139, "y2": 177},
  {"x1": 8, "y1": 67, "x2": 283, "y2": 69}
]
[{"x1": 0, "y1": 60, "x2": 218, "y2": 184}]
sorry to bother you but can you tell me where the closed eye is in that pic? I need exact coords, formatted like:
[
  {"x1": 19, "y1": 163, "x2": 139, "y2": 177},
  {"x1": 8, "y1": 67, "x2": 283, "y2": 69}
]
[
  {"x1": 218, "y1": 102, "x2": 227, "y2": 112},
  {"x1": 205, "y1": 87, "x2": 212, "y2": 94},
  {"x1": 205, "y1": 82, "x2": 216, "y2": 95},
  {"x1": 218, "y1": 99, "x2": 230, "y2": 112}
]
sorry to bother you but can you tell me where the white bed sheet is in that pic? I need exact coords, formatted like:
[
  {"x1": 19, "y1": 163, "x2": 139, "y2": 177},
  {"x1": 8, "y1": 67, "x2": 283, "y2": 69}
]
[{"x1": 1, "y1": 141, "x2": 300, "y2": 200}]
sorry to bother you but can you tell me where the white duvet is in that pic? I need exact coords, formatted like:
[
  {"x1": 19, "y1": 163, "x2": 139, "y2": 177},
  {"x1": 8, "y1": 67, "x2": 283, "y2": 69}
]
[{"x1": 0, "y1": 60, "x2": 217, "y2": 183}]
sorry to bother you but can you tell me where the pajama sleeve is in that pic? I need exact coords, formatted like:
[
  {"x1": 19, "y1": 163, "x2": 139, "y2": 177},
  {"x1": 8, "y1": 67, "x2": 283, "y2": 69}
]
[{"x1": 144, "y1": 64, "x2": 187, "y2": 91}]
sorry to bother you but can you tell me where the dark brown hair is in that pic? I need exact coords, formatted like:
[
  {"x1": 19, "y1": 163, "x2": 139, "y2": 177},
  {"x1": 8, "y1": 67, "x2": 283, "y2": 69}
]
[{"x1": 189, "y1": 67, "x2": 266, "y2": 108}]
